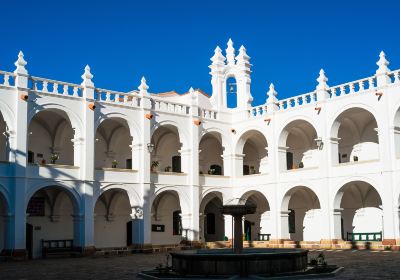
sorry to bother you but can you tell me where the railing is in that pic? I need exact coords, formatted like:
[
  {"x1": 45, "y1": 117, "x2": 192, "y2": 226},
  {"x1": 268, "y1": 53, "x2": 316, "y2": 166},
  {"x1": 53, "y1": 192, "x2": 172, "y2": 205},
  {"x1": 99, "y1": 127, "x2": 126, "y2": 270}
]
[
  {"x1": 151, "y1": 98, "x2": 190, "y2": 115},
  {"x1": 95, "y1": 88, "x2": 141, "y2": 107},
  {"x1": 389, "y1": 69, "x2": 400, "y2": 84},
  {"x1": 278, "y1": 91, "x2": 317, "y2": 111},
  {"x1": 257, "y1": 233, "x2": 271, "y2": 241},
  {"x1": 199, "y1": 108, "x2": 218, "y2": 119},
  {"x1": 30, "y1": 76, "x2": 83, "y2": 97},
  {"x1": 329, "y1": 76, "x2": 376, "y2": 99},
  {"x1": 0, "y1": 70, "x2": 15, "y2": 87},
  {"x1": 248, "y1": 105, "x2": 267, "y2": 118},
  {"x1": 346, "y1": 231, "x2": 382, "y2": 242}
]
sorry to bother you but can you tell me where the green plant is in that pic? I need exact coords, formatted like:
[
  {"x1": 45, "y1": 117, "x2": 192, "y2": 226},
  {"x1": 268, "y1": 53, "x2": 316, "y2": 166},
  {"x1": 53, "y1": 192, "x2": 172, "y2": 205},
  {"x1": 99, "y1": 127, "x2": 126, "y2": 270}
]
[
  {"x1": 112, "y1": 160, "x2": 118, "y2": 168},
  {"x1": 164, "y1": 166, "x2": 172, "y2": 172},
  {"x1": 298, "y1": 161, "x2": 304, "y2": 168},
  {"x1": 50, "y1": 153, "x2": 59, "y2": 164},
  {"x1": 151, "y1": 161, "x2": 159, "y2": 168}
]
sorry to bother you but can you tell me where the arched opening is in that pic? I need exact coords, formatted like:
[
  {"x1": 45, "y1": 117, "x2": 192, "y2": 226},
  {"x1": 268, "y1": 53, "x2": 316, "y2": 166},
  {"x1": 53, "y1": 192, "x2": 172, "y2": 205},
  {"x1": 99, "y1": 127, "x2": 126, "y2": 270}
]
[
  {"x1": 199, "y1": 132, "x2": 224, "y2": 175},
  {"x1": 280, "y1": 120, "x2": 318, "y2": 171},
  {"x1": 281, "y1": 186, "x2": 321, "y2": 241},
  {"x1": 95, "y1": 118, "x2": 132, "y2": 169},
  {"x1": 151, "y1": 125, "x2": 182, "y2": 173},
  {"x1": 199, "y1": 192, "x2": 224, "y2": 242},
  {"x1": 237, "y1": 130, "x2": 268, "y2": 175},
  {"x1": 331, "y1": 108, "x2": 378, "y2": 164},
  {"x1": 28, "y1": 110, "x2": 75, "y2": 166},
  {"x1": 26, "y1": 186, "x2": 79, "y2": 259},
  {"x1": 334, "y1": 181, "x2": 382, "y2": 241},
  {"x1": 151, "y1": 191, "x2": 182, "y2": 245},
  {"x1": 0, "y1": 112, "x2": 9, "y2": 162},
  {"x1": 0, "y1": 191, "x2": 8, "y2": 253},
  {"x1": 226, "y1": 76, "x2": 237, "y2": 109},
  {"x1": 240, "y1": 191, "x2": 270, "y2": 241},
  {"x1": 393, "y1": 108, "x2": 400, "y2": 158},
  {"x1": 94, "y1": 188, "x2": 132, "y2": 248}
]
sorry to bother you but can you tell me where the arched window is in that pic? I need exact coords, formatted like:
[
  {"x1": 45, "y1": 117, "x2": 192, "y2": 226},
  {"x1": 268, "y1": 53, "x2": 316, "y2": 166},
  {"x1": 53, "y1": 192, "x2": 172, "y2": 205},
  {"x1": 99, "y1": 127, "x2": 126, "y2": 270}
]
[
  {"x1": 226, "y1": 77, "x2": 237, "y2": 109},
  {"x1": 173, "y1": 210, "x2": 182, "y2": 235}
]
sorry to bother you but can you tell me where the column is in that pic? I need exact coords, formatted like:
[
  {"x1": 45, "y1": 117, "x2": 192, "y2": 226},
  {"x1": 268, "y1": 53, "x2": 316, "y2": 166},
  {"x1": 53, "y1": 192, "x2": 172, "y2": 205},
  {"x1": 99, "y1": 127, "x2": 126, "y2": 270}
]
[
  {"x1": 277, "y1": 146, "x2": 288, "y2": 172},
  {"x1": 224, "y1": 214, "x2": 233, "y2": 241},
  {"x1": 222, "y1": 153, "x2": 244, "y2": 177},
  {"x1": 279, "y1": 211, "x2": 290, "y2": 240},
  {"x1": 331, "y1": 209, "x2": 343, "y2": 240}
]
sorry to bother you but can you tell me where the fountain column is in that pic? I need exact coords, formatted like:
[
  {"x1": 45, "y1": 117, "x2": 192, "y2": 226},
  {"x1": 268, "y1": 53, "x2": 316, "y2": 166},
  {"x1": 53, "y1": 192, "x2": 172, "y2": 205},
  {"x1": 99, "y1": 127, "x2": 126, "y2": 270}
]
[{"x1": 233, "y1": 214, "x2": 243, "y2": 253}]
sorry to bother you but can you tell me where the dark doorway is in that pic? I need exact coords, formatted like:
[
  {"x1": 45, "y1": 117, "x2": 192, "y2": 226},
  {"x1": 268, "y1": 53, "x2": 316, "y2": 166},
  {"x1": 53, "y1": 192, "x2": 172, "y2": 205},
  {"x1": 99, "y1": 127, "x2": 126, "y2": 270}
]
[
  {"x1": 26, "y1": 223, "x2": 33, "y2": 259},
  {"x1": 286, "y1": 152, "x2": 293, "y2": 170},
  {"x1": 172, "y1": 156, "x2": 181, "y2": 173},
  {"x1": 244, "y1": 220, "x2": 252, "y2": 241},
  {"x1": 243, "y1": 165, "x2": 250, "y2": 175},
  {"x1": 126, "y1": 221, "x2": 132, "y2": 246},
  {"x1": 126, "y1": 159, "x2": 132, "y2": 169}
]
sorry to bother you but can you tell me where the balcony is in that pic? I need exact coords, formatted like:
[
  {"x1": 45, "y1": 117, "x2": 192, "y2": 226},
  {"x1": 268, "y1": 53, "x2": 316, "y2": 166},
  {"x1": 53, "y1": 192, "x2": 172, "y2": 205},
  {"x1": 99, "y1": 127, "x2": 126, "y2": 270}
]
[
  {"x1": 199, "y1": 174, "x2": 230, "y2": 187},
  {"x1": 151, "y1": 171, "x2": 187, "y2": 185}
]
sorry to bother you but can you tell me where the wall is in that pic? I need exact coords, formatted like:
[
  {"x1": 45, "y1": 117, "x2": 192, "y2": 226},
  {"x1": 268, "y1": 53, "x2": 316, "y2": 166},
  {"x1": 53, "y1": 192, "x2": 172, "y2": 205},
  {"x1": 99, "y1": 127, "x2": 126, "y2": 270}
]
[{"x1": 199, "y1": 137, "x2": 223, "y2": 174}]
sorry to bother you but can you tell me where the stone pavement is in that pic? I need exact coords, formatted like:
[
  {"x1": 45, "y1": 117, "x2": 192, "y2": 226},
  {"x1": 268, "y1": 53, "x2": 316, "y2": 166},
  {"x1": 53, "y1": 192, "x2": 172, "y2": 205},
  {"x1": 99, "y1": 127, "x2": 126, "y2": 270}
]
[{"x1": 0, "y1": 250, "x2": 399, "y2": 279}]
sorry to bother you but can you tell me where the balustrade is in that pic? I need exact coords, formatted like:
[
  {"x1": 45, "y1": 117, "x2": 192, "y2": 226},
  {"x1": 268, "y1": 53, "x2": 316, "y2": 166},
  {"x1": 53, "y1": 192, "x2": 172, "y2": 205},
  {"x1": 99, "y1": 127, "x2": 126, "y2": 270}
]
[
  {"x1": 95, "y1": 88, "x2": 141, "y2": 107},
  {"x1": 30, "y1": 77, "x2": 82, "y2": 97},
  {"x1": 0, "y1": 71, "x2": 15, "y2": 87}
]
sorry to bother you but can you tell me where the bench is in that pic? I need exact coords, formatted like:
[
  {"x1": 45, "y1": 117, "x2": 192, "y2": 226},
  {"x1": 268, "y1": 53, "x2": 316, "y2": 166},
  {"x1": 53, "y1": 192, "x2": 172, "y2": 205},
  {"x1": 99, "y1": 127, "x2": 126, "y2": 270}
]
[
  {"x1": 346, "y1": 231, "x2": 382, "y2": 242},
  {"x1": 257, "y1": 233, "x2": 271, "y2": 241},
  {"x1": 42, "y1": 239, "x2": 77, "y2": 258}
]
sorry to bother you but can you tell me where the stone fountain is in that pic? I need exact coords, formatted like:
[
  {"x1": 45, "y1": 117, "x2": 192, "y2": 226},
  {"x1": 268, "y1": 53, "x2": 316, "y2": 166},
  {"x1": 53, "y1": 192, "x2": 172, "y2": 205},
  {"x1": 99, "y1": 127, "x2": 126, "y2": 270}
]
[{"x1": 139, "y1": 199, "x2": 341, "y2": 279}]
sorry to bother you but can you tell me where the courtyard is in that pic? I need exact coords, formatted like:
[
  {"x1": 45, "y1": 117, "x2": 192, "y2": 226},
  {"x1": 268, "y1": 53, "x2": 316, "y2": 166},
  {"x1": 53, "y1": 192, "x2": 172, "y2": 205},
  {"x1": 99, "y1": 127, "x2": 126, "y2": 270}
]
[{"x1": 0, "y1": 249, "x2": 399, "y2": 279}]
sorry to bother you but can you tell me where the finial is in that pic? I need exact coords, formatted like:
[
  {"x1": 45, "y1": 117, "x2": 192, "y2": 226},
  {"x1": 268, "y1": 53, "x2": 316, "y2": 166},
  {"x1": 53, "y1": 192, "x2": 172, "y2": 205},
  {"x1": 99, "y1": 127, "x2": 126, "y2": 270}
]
[
  {"x1": 14, "y1": 50, "x2": 28, "y2": 75},
  {"x1": 210, "y1": 46, "x2": 226, "y2": 66},
  {"x1": 316, "y1": 68, "x2": 329, "y2": 90},
  {"x1": 138, "y1": 76, "x2": 149, "y2": 94},
  {"x1": 236, "y1": 45, "x2": 250, "y2": 63},
  {"x1": 226, "y1": 38, "x2": 235, "y2": 66},
  {"x1": 376, "y1": 50, "x2": 390, "y2": 74},
  {"x1": 81, "y1": 64, "x2": 94, "y2": 87},
  {"x1": 267, "y1": 83, "x2": 277, "y2": 99}
]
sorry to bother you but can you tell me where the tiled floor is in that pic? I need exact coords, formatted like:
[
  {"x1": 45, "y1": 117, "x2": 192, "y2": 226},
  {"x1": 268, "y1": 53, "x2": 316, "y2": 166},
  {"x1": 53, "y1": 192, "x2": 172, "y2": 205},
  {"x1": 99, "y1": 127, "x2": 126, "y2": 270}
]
[{"x1": 0, "y1": 250, "x2": 399, "y2": 279}]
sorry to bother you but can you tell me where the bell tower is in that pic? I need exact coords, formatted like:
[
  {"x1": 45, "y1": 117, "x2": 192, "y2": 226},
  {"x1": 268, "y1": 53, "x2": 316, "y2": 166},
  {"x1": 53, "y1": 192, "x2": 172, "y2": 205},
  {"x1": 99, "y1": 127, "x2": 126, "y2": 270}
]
[{"x1": 209, "y1": 39, "x2": 253, "y2": 111}]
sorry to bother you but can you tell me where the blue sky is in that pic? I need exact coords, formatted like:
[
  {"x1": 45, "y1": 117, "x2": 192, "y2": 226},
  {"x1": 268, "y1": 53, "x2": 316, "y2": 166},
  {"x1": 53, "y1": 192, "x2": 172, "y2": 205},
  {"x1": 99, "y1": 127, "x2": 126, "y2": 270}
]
[{"x1": 1, "y1": 0, "x2": 399, "y2": 106}]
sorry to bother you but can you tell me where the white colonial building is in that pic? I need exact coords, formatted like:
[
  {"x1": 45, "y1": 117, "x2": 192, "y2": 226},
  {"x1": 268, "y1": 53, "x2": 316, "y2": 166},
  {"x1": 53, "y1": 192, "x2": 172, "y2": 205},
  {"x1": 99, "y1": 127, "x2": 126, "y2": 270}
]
[{"x1": 1, "y1": 39, "x2": 400, "y2": 258}]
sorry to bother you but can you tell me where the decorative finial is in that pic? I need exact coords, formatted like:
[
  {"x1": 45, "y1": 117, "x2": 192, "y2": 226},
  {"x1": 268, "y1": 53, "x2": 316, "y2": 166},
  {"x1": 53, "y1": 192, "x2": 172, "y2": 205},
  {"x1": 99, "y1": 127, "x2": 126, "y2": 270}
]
[
  {"x1": 14, "y1": 51, "x2": 28, "y2": 75},
  {"x1": 316, "y1": 68, "x2": 329, "y2": 90},
  {"x1": 226, "y1": 38, "x2": 235, "y2": 66},
  {"x1": 236, "y1": 45, "x2": 250, "y2": 65},
  {"x1": 266, "y1": 83, "x2": 279, "y2": 113},
  {"x1": 267, "y1": 83, "x2": 277, "y2": 99},
  {"x1": 376, "y1": 50, "x2": 390, "y2": 74},
  {"x1": 81, "y1": 65, "x2": 94, "y2": 87},
  {"x1": 189, "y1": 87, "x2": 197, "y2": 101},
  {"x1": 138, "y1": 76, "x2": 149, "y2": 94},
  {"x1": 210, "y1": 46, "x2": 226, "y2": 65}
]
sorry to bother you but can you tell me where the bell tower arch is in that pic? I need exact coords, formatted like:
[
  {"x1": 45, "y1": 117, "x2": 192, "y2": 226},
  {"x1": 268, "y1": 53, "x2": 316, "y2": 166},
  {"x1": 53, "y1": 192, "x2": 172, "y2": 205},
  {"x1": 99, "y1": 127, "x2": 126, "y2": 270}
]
[{"x1": 209, "y1": 39, "x2": 253, "y2": 111}]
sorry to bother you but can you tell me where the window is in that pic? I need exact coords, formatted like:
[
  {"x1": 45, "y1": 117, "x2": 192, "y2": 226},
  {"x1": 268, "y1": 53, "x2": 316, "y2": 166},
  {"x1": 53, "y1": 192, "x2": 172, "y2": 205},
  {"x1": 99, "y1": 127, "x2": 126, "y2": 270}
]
[
  {"x1": 209, "y1": 164, "x2": 222, "y2": 175},
  {"x1": 172, "y1": 156, "x2": 181, "y2": 173},
  {"x1": 173, "y1": 210, "x2": 182, "y2": 235},
  {"x1": 286, "y1": 152, "x2": 293, "y2": 170},
  {"x1": 206, "y1": 213, "x2": 216, "y2": 234},
  {"x1": 288, "y1": 209, "x2": 295, "y2": 233},
  {"x1": 226, "y1": 77, "x2": 237, "y2": 109},
  {"x1": 28, "y1": 150, "x2": 34, "y2": 163},
  {"x1": 243, "y1": 165, "x2": 250, "y2": 175},
  {"x1": 126, "y1": 159, "x2": 132, "y2": 169}
]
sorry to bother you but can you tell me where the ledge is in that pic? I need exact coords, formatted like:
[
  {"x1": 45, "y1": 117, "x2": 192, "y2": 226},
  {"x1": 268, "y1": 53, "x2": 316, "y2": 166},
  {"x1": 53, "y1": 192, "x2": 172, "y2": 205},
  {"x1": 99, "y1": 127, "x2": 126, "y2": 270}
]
[
  {"x1": 200, "y1": 174, "x2": 229, "y2": 178},
  {"x1": 96, "y1": 167, "x2": 138, "y2": 172},
  {"x1": 152, "y1": 171, "x2": 187, "y2": 176},
  {"x1": 242, "y1": 173, "x2": 267, "y2": 177},
  {"x1": 284, "y1": 166, "x2": 318, "y2": 172},
  {"x1": 29, "y1": 163, "x2": 79, "y2": 169},
  {"x1": 334, "y1": 159, "x2": 379, "y2": 167},
  {"x1": 0, "y1": 160, "x2": 10, "y2": 164}
]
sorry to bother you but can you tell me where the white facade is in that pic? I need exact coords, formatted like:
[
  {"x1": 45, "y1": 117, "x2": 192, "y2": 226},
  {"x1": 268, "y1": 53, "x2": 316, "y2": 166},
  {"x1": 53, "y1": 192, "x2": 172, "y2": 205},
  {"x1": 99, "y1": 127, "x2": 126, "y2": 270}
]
[{"x1": 1, "y1": 40, "x2": 400, "y2": 258}]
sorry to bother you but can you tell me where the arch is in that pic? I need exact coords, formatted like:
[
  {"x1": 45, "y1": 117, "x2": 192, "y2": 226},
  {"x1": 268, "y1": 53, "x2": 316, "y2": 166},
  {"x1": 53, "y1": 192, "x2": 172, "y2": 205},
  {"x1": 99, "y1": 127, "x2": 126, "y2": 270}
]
[
  {"x1": 0, "y1": 104, "x2": 14, "y2": 162},
  {"x1": 226, "y1": 76, "x2": 238, "y2": 108},
  {"x1": 281, "y1": 186, "x2": 321, "y2": 241},
  {"x1": 97, "y1": 184, "x2": 142, "y2": 209},
  {"x1": 330, "y1": 106, "x2": 379, "y2": 164},
  {"x1": 392, "y1": 104, "x2": 400, "y2": 158},
  {"x1": 278, "y1": 118, "x2": 319, "y2": 170},
  {"x1": 199, "y1": 132, "x2": 225, "y2": 175},
  {"x1": 199, "y1": 127, "x2": 232, "y2": 152},
  {"x1": 200, "y1": 191, "x2": 224, "y2": 242},
  {"x1": 94, "y1": 112, "x2": 141, "y2": 142},
  {"x1": 235, "y1": 128, "x2": 269, "y2": 175},
  {"x1": 151, "y1": 120, "x2": 189, "y2": 150},
  {"x1": 28, "y1": 103, "x2": 83, "y2": 137},
  {"x1": 94, "y1": 187, "x2": 133, "y2": 248},
  {"x1": 28, "y1": 108, "x2": 77, "y2": 165},
  {"x1": 332, "y1": 180, "x2": 383, "y2": 241},
  {"x1": 152, "y1": 186, "x2": 190, "y2": 215},
  {"x1": 0, "y1": 101, "x2": 15, "y2": 133}
]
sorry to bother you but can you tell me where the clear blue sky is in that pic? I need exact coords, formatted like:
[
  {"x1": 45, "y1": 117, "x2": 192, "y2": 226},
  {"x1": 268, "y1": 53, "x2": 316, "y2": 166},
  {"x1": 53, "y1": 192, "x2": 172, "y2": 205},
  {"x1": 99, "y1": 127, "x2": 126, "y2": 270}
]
[{"x1": 1, "y1": 0, "x2": 399, "y2": 105}]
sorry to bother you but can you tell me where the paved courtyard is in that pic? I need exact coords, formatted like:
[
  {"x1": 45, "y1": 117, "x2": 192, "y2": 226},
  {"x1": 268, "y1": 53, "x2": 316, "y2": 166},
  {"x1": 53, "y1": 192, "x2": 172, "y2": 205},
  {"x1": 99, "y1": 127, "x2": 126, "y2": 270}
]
[{"x1": 0, "y1": 250, "x2": 399, "y2": 279}]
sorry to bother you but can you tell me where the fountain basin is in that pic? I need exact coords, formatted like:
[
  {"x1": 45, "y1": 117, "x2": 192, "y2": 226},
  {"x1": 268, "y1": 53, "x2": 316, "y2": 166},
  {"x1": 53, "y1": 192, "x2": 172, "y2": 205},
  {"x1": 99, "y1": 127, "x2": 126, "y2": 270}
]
[{"x1": 170, "y1": 248, "x2": 308, "y2": 277}]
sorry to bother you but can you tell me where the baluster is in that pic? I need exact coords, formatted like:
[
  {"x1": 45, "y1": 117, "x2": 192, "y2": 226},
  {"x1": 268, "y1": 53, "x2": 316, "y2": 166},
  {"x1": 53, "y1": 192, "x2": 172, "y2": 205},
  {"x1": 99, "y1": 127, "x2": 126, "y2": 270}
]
[
  {"x1": 106, "y1": 91, "x2": 111, "y2": 102},
  {"x1": 368, "y1": 78, "x2": 375, "y2": 89},
  {"x1": 3, "y1": 74, "x2": 10, "y2": 86},
  {"x1": 123, "y1": 95, "x2": 128, "y2": 103},
  {"x1": 42, "y1": 81, "x2": 48, "y2": 92},
  {"x1": 297, "y1": 96, "x2": 302, "y2": 106},
  {"x1": 394, "y1": 71, "x2": 400, "y2": 84},
  {"x1": 31, "y1": 79, "x2": 37, "y2": 91},
  {"x1": 340, "y1": 86, "x2": 345, "y2": 96},
  {"x1": 52, "y1": 83, "x2": 58, "y2": 94},
  {"x1": 258, "y1": 106, "x2": 263, "y2": 116},
  {"x1": 63, "y1": 84, "x2": 68, "y2": 95},
  {"x1": 349, "y1": 83, "x2": 355, "y2": 94},
  {"x1": 73, "y1": 86, "x2": 78, "y2": 97},
  {"x1": 330, "y1": 88, "x2": 336, "y2": 98},
  {"x1": 359, "y1": 80, "x2": 365, "y2": 91}
]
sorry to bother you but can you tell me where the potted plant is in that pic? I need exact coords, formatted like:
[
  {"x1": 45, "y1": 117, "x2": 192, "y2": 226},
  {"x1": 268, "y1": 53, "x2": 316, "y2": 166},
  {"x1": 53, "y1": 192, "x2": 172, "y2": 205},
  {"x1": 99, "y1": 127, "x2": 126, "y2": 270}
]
[
  {"x1": 208, "y1": 168, "x2": 216, "y2": 175},
  {"x1": 151, "y1": 161, "x2": 159, "y2": 172},
  {"x1": 50, "y1": 153, "x2": 59, "y2": 164},
  {"x1": 112, "y1": 160, "x2": 118, "y2": 168},
  {"x1": 164, "y1": 166, "x2": 172, "y2": 172},
  {"x1": 298, "y1": 162, "x2": 304, "y2": 168},
  {"x1": 353, "y1": 155, "x2": 358, "y2": 162}
]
